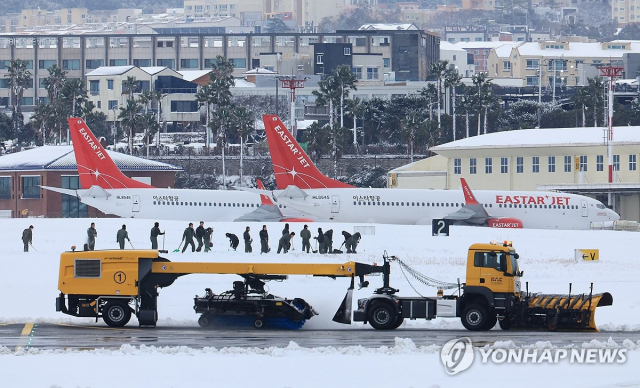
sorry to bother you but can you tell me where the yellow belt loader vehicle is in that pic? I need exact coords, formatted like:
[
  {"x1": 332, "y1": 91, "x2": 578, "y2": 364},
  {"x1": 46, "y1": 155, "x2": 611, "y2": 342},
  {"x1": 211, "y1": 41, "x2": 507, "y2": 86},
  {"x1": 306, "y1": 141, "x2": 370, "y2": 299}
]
[
  {"x1": 353, "y1": 242, "x2": 613, "y2": 331},
  {"x1": 56, "y1": 249, "x2": 381, "y2": 329}
]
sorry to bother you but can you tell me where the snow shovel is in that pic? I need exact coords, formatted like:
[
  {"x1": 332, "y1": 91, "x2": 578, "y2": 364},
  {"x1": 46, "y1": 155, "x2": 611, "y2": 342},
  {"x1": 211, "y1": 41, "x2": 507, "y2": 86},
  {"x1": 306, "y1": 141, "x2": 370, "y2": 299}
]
[
  {"x1": 159, "y1": 233, "x2": 168, "y2": 254},
  {"x1": 312, "y1": 238, "x2": 318, "y2": 254},
  {"x1": 333, "y1": 242, "x2": 345, "y2": 254},
  {"x1": 29, "y1": 242, "x2": 37, "y2": 251},
  {"x1": 128, "y1": 240, "x2": 135, "y2": 249},
  {"x1": 173, "y1": 240, "x2": 184, "y2": 253},
  {"x1": 332, "y1": 275, "x2": 354, "y2": 325}
]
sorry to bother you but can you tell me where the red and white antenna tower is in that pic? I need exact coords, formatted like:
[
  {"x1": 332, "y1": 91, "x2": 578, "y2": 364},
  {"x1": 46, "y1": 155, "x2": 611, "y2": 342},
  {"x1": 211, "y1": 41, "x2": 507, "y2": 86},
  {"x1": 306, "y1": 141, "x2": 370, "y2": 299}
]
[
  {"x1": 598, "y1": 64, "x2": 623, "y2": 206},
  {"x1": 279, "y1": 77, "x2": 307, "y2": 139}
]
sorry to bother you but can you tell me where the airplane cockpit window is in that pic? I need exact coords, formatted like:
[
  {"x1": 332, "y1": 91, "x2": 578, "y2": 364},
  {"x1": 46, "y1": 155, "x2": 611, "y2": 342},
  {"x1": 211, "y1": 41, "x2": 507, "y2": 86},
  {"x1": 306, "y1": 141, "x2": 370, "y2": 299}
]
[{"x1": 596, "y1": 204, "x2": 606, "y2": 209}]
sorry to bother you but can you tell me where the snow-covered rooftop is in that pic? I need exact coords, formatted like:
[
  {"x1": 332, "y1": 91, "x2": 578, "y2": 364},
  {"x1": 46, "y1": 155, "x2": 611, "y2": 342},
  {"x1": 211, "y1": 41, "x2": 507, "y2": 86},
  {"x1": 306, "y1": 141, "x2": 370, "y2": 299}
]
[
  {"x1": 439, "y1": 41, "x2": 469, "y2": 52},
  {"x1": 233, "y1": 79, "x2": 256, "y2": 88},
  {"x1": 86, "y1": 66, "x2": 135, "y2": 76},
  {"x1": 515, "y1": 42, "x2": 640, "y2": 58},
  {"x1": 141, "y1": 66, "x2": 169, "y2": 75},
  {"x1": 0, "y1": 146, "x2": 182, "y2": 171},
  {"x1": 358, "y1": 23, "x2": 418, "y2": 31},
  {"x1": 243, "y1": 68, "x2": 278, "y2": 75},
  {"x1": 451, "y1": 41, "x2": 520, "y2": 50},
  {"x1": 178, "y1": 70, "x2": 211, "y2": 82},
  {"x1": 432, "y1": 126, "x2": 640, "y2": 153}
]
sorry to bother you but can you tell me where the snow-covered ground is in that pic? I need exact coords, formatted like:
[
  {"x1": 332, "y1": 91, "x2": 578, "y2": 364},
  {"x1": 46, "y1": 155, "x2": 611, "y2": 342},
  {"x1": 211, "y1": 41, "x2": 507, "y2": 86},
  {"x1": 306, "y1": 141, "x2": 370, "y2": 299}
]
[{"x1": 1, "y1": 217, "x2": 638, "y2": 387}]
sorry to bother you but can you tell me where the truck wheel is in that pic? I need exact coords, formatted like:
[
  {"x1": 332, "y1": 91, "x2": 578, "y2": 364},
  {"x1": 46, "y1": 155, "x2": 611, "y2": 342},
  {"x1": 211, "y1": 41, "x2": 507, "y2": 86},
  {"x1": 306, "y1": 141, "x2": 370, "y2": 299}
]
[
  {"x1": 103, "y1": 301, "x2": 131, "y2": 327},
  {"x1": 461, "y1": 303, "x2": 488, "y2": 331},
  {"x1": 546, "y1": 315, "x2": 559, "y2": 332},
  {"x1": 367, "y1": 302, "x2": 396, "y2": 330},
  {"x1": 253, "y1": 319, "x2": 265, "y2": 329},
  {"x1": 484, "y1": 314, "x2": 497, "y2": 330},
  {"x1": 499, "y1": 318, "x2": 512, "y2": 331},
  {"x1": 391, "y1": 316, "x2": 404, "y2": 330},
  {"x1": 198, "y1": 314, "x2": 212, "y2": 328}
]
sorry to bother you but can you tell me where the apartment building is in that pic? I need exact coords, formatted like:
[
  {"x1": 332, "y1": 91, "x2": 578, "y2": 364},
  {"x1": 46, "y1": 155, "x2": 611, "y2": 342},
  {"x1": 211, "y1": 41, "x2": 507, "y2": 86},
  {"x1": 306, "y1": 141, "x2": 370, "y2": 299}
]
[
  {"x1": 0, "y1": 27, "x2": 439, "y2": 111},
  {"x1": 612, "y1": 0, "x2": 640, "y2": 24}
]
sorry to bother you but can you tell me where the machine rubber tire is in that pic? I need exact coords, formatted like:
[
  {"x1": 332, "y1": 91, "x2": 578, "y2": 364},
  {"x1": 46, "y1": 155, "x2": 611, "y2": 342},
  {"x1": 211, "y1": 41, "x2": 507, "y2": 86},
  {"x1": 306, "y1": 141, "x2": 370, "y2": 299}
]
[
  {"x1": 367, "y1": 302, "x2": 397, "y2": 330},
  {"x1": 253, "y1": 318, "x2": 265, "y2": 329},
  {"x1": 198, "y1": 314, "x2": 212, "y2": 328},
  {"x1": 103, "y1": 301, "x2": 131, "y2": 327},
  {"x1": 499, "y1": 318, "x2": 512, "y2": 331},
  {"x1": 461, "y1": 303, "x2": 489, "y2": 331},
  {"x1": 485, "y1": 314, "x2": 498, "y2": 330},
  {"x1": 547, "y1": 316, "x2": 559, "y2": 332},
  {"x1": 391, "y1": 316, "x2": 405, "y2": 330}
]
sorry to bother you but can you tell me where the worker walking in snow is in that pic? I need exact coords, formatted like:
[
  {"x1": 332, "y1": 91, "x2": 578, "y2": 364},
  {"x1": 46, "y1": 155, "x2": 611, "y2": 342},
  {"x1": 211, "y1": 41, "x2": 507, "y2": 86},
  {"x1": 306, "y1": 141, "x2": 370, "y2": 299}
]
[
  {"x1": 195, "y1": 221, "x2": 205, "y2": 252},
  {"x1": 21, "y1": 225, "x2": 33, "y2": 252},
  {"x1": 324, "y1": 229, "x2": 334, "y2": 254},
  {"x1": 282, "y1": 223, "x2": 291, "y2": 251},
  {"x1": 316, "y1": 227, "x2": 325, "y2": 254},
  {"x1": 87, "y1": 222, "x2": 98, "y2": 251},
  {"x1": 278, "y1": 232, "x2": 295, "y2": 254},
  {"x1": 259, "y1": 225, "x2": 270, "y2": 254},
  {"x1": 244, "y1": 226, "x2": 252, "y2": 253},
  {"x1": 300, "y1": 224, "x2": 311, "y2": 253},
  {"x1": 226, "y1": 233, "x2": 240, "y2": 251},
  {"x1": 150, "y1": 222, "x2": 165, "y2": 249},
  {"x1": 182, "y1": 223, "x2": 196, "y2": 253},
  {"x1": 116, "y1": 224, "x2": 130, "y2": 249},
  {"x1": 345, "y1": 232, "x2": 361, "y2": 253},
  {"x1": 203, "y1": 227, "x2": 213, "y2": 252}
]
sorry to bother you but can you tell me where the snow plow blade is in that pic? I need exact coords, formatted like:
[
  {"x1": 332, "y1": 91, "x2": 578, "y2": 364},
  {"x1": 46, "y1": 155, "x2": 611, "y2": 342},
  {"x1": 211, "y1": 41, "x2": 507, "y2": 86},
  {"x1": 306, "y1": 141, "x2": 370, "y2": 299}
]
[{"x1": 523, "y1": 292, "x2": 613, "y2": 332}]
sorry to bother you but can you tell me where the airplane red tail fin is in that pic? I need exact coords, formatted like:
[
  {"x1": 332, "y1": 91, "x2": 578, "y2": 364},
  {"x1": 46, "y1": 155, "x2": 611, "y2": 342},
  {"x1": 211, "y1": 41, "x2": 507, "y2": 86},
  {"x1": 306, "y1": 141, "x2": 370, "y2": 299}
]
[
  {"x1": 460, "y1": 178, "x2": 479, "y2": 205},
  {"x1": 263, "y1": 115, "x2": 354, "y2": 189},
  {"x1": 256, "y1": 179, "x2": 273, "y2": 205},
  {"x1": 68, "y1": 118, "x2": 154, "y2": 189}
]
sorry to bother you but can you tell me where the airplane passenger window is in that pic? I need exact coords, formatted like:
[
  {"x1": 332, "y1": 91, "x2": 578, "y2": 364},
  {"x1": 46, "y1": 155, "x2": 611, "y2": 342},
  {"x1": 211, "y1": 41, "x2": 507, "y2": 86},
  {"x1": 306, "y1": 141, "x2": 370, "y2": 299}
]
[
  {"x1": 153, "y1": 201, "x2": 156, "y2": 205},
  {"x1": 422, "y1": 202, "x2": 425, "y2": 206}
]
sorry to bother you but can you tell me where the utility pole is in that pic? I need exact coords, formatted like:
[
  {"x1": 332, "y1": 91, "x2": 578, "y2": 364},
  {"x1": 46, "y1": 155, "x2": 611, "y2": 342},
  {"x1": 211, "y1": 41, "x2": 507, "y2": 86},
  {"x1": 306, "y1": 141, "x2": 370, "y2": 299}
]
[{"x1": 598, "y1": 64, "x2": 624, "y2": 208}]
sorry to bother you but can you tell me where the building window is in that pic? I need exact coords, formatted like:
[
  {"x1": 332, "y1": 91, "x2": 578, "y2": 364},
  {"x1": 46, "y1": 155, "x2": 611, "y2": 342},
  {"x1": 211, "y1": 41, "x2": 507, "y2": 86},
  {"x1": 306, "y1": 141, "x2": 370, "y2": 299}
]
[
  {"x1": 501, "y1": 157, "x2": 508, "y2": 173},
  {"x1": 108, "y1": 100, "x2": 118, "y2": 110},
  {"x1": 316, "y1": 54, "x2": 324, "y2": 64},
  {"x1": 22, "y1": 97, "x2": 33, "y2": 105},
  {"x1": 21, "y1": 176, "x2": 40, "y2": 199},
  {"x1": 564, "y1": 155, "x2": 572, "y2": 172},
  {"x1": 157, "y1": 59, "x2": 175, "y2": 69},
  {"x1": 548, "y1": 156, "x2": 555, "y2": 173},
  {"x1": 0, "y1": 176, "x2": 10, "y2": 199},
  {"x1": 367, "y1": 67, "x2": 379, "y2": 80},
  {"x1": 180, "y1": 59, "x2": 198, "y2": 69},
  {"x1": 630, "y1": 154, "x2": 637, "y2": 171},
  {"x1": 470, "y1": 158, "x2": 477, "y2": 174},
  {"x1": 133, "y1": 59, "x2": 151, "y2": 67},
  {"x1": 0, "y1": 79, "x2": 8, "y2": 88},
  {"x1": 38, "y1": 60, "x2": 56, "y2": 69},
  {"x1": 107, "y1": 79, "x2": 114, "y2": 90},
  {"x1": 62, "y1": 59, "x2": 80, "y2": 70},
  {"x1": 516, "y1": 157, "x2": 523, "y2": 173},
  {"x1": 89, "y1": 80, "x2": 99, "y2": 95},
  {"x1": 454, "y1": 158, "x2": 461, "y2": 175},
  {"x1": 485, "y1": 157, "x2": 492, "y2": 174},
  {"x1": 613, "y1": 154, "x2": 619, "y2": 171},
  {"x1": 503, "y1": 61, "x2": 511, "y2": 71},
  {"x1": 229, "y1": 58, "x2": 246, "y2": 69},
  {"x1": 532, "y1": 156, "x2": 539, "y2": 173},
  {"x1": 61, "y1": 176, "x2": 87, "y2": 218},
  {"x1": 526, "y1": 76, "x2": 539, "y2": 86},
  {"x1": 109, "y1": 59, "x2": 127, "y2": 66},
  {"x1": 580, "y1": 155, "x2": 588, "y2": 172},
  {"x1": 383, "y1": 58, "x2": 390, "y2": 68},
  {"x1": 352, "y1": 67, "x2": 362, "y2": 80},
  {"x1": 85, "y1": 59, "x2": 104, "y2": 69},
  {"x1": 597, "y1": 155, "x2": 603, "y2": 171},
  {"x1": 344, "y1": 47, "x2": 351, "y2": 56},
  {"x1": 39, "y1": 78, "x2": 46, "y2": 89},
  {"x1": 526, "y1": 59, "x2": 540, "y2": 69},
  {"x1": 171, "y1": 101, "x2": 198, "y2": 112}
]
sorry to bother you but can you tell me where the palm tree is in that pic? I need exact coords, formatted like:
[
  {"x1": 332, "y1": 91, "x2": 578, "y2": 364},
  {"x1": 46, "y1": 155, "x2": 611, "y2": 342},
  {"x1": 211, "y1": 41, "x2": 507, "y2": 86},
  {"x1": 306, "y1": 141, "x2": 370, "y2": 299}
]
[
  {"x1": 118, "y1": 98, "x2": 143, "y2": 154},
  {"x1": 429, "y1": 60, "x2": 449, "y2": 128},
  {"x1": 444, "y1": 68, "x2": 462, "y2": 140},
  {"x1": 302, "y1": 122, "x2": 331, "y2": 165},
  {"x1": 42, "y1": 65, "x2": 68, "y2": 143},
  {"x1": 333, "y1": 65, "x2": 358, "y2": 128},
  {"x1": 61, "y1": 78, "x2": 87, "y2": 143},
  {"x1": 419, "y1": 84, "x2": 438, "y2": 121},
  {"x1": 472, "y1": 73, "x2": 493, "y2": 135},
  {"x1": 345, "y1": 97, "x2": 366, "y2": 154},
  {"x1": 230, "y1": 106, "x2": 254, "y2": 184},
  {"x1": 196, "y1": 84, "x2": 214, "y2": 151},
  {"x1": 121, "y1": 76, "x2": 139, "y2": 103},
  {"x1": 5, "y1": 59, "x2": 33, "y2": 138}
]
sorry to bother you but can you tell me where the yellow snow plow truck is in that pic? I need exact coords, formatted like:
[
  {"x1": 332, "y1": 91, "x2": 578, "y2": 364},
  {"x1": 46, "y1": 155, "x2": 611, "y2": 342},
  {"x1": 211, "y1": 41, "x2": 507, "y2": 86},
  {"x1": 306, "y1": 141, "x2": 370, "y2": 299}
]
[{"x1": 353, "y1": 241, "x2": 613, "y2": 331}]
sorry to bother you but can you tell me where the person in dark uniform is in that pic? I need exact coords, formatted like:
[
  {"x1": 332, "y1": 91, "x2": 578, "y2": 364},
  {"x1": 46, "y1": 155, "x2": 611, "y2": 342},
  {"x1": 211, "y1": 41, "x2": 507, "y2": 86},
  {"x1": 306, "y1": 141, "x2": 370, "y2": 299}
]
[
  {"x1": 87, "y1": 222, "x2": 97, "y2": 251},
  {"x1": 243, "y1": 226, "x2": 252, "y2": 253},
  {"x1": 259, "y1": 225, "x2": 270, "y2": 254},
  {"x1": 316, "y1": 228, "x2": 325, "y2": 254},
  {"x1": 324, "y1": 229, "x2": 334, "y2": 253},
  {"x1": 150, "y1": 222, "x2": 165, "y2": 249},
  {"x1": 116, "y1": 224, "x2": 130, "y2": 249},
  {"x1": 226, "y1": 233, "x2": 240, "y2": 251},
  {"x1": 277, "y1": 232, "x2": 295, "y2": 254},
  {"x1": 282, "y1": 223, "x2": 291, "y2": 250},
  {"x1": 341, "y1": 231, "x2": 352, "y2": 253},
  {"x1": 182, "y1": 223, "x2": 196, "y2": 253},
  {"x1": 203, "y1": 227, "x2": 213, "y2": 252},
  {"x1": 195, "y1": 221, "x2": 205, "y2": 252},
  {"x1": 345, "y1": 232, "x2": 361, "y2": 253},
  {"x1": 21, "y1": 225, "x2": 33, "y2": 252},
  {"x1": 300, "y1": 225, "x2": 311, "y2": 253}
]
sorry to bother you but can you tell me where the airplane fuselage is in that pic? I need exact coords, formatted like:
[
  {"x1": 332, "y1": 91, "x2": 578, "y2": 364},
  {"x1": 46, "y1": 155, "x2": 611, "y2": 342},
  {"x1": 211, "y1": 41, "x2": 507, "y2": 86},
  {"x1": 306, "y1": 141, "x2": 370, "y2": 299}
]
[{"x1": 274, "y1": 188, "x2": 619, "y2": 229}]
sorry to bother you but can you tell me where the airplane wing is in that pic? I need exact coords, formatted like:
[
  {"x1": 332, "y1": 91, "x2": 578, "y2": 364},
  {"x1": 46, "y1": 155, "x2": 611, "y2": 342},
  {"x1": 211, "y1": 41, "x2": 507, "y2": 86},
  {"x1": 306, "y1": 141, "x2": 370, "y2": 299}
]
[
  {"x1": 40, "y1": 186, "x2": 79, "y2": 197},
  {"x1": 233, "y1": 180, "x2": 313, "y2": 223},
  {"x1": 443, "y1": 178, "x2": 490, "y2": 225}
]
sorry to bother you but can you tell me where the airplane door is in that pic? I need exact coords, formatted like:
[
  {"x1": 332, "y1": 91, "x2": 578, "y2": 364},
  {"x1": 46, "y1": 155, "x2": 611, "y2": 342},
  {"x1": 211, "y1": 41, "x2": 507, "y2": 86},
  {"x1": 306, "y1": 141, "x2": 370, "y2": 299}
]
[
  {"x1": 133, "y1": 195, "x2": 141, "y2": 212},
  {"x1": 331, "y1": 195, "x2": 340, "y2": 213},
  {"x1": 581, "y1": 199, "x2": 588, "y2": 217}
]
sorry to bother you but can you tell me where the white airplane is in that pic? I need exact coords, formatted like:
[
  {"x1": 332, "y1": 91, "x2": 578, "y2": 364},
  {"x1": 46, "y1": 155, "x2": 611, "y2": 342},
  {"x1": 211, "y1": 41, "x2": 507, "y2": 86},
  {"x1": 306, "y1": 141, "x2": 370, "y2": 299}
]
[
  {"x1": 246, "y1": 115, "x2": 620, "y2": 229},
  {"x1": 41, "y1": 118, "x2": 311, "y2": 223}
]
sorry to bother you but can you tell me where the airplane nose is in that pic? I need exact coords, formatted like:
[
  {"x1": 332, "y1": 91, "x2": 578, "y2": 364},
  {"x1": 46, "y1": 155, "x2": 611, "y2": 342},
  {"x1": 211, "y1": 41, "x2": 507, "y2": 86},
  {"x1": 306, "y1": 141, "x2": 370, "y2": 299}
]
[{"x1": 610, "y1": 209, "x2": 620, "y2": 221}]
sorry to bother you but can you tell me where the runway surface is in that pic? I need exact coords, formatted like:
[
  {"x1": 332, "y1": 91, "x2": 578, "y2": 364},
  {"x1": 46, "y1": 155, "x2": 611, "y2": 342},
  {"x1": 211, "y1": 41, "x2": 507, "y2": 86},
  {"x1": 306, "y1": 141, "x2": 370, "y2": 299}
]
[{"x1": 1, "y1": 323, "x2": 639, "y2": 350}]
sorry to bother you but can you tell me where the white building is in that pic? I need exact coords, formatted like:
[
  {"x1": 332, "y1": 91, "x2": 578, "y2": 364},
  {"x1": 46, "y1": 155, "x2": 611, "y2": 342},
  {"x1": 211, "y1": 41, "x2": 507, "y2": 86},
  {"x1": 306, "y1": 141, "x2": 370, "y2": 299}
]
[{"x1": 388, "y1": 126, "x2": 640, "y2": 221}]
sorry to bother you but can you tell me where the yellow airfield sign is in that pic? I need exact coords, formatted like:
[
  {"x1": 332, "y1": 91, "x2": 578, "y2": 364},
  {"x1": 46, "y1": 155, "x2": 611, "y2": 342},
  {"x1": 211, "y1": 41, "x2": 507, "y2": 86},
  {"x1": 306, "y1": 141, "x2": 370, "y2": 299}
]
[{"x1": 575, "y1": 249, "x2": 599, "y2": 262}]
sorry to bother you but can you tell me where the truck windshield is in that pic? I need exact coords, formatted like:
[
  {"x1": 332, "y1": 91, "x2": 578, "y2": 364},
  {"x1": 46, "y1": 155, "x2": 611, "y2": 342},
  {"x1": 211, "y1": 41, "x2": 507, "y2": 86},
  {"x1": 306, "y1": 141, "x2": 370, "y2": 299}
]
[{"x1": 509, "y1": 252, "x2": 519, "y2": 276}]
